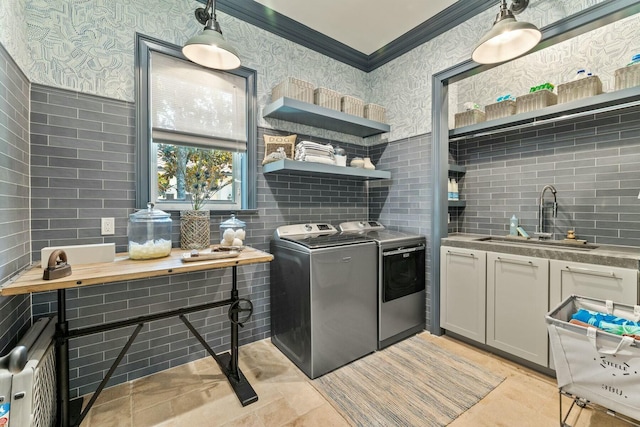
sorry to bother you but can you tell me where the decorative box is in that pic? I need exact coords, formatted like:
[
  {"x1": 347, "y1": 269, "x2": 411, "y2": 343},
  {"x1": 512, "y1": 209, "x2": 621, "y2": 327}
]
[
  {"x1": 454, "y1": 109, "x2": 485, "y2": 128},
  {"x1": 485, "y1": 100, "x2": 516, "y2": 121},
  {"x1": 271, "y1": 77, "x2": 314, "y2": 104},
  {"x1": 515, "y1": 90, "x2": 557, "y2": 114},
  {"x1": 314, "y1": 87, "x2": 342, "y2": 111},
  {"x1": 341, "y1": 95, "x2": 365, "y2": 117},
  {"x1": 615, "y1": 63, "x2": 640, "y2": 91},
  {"x1": 557, "y1": 75, "x2": 603, "y2": 104},
  {"x1": 364, "y1": 103, "x2": 386, "y2": 123}
]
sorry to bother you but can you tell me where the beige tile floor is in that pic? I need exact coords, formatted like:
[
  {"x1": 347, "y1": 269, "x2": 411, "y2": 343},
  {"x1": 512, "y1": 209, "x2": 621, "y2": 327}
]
[{"x1": 82, "y1": 332, "x2": 634, "y2": 427}]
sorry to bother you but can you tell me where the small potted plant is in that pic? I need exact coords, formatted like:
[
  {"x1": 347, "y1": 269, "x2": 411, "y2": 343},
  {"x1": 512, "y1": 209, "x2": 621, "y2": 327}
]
[{"x1": 180, "y1": 163, "x2": 232, "y2": 249}]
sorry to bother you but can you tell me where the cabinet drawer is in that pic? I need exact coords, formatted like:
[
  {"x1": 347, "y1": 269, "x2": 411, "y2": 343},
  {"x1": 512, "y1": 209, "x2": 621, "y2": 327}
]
[{"x1": 550, "y1": 260, "x2": 639, "y2": 307}]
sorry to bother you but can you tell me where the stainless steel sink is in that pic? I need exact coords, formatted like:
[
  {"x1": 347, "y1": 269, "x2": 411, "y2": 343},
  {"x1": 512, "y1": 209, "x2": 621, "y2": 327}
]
[{"x1": 475, "y1": 236, "x2": 599, "y2": 251}]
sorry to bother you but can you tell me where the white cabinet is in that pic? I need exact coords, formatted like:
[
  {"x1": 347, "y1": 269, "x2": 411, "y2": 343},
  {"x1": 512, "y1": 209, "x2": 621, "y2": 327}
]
[
  {"x1": 440, "y1": 246, "x2": 486, "y2": 343},
  {"x1": 549, "y1": 260, "x2": 639, "y2": 307},
  {"x1": 440, "y1": 245, "x2": 640, "y2": 369},
  {"x1": 486, "y1": 252, "x2": 549, "y2": 366}
]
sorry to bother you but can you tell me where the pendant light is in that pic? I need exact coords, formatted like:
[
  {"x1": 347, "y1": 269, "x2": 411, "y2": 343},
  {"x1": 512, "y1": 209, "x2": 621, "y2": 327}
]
[
  {"x1": 183, "y1": 0, "x2": 241, "y2": 70},
  {"x1": 472, "y1": 0, "x2": 541, "y2": 64}
]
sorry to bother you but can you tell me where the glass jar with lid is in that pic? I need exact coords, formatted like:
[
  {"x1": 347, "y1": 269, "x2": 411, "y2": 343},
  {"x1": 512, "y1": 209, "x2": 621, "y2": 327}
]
[
  {"x1": 128, "y1": 202, "x2": 173, "y2": 259},
  {"x1": 219, "y1": 214, "x2": 246, "y2": 248}
]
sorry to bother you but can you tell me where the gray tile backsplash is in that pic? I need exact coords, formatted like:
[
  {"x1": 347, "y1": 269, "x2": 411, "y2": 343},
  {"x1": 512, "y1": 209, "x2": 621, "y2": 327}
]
[
  {"x1": 0, "y1": 42, "x2": 31, "y2": 355},
  {"x1": 451, "y1": 105, "x2": 640, "y2": 247},
  {"x1": 28, "y1": 85, "x2": 374, "y2": 398}
]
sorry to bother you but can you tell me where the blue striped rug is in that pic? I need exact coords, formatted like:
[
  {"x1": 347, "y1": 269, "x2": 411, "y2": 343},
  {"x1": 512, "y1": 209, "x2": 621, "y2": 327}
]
[{"x1": 314, "y1": 335, "x2": 505, "y2": 426}]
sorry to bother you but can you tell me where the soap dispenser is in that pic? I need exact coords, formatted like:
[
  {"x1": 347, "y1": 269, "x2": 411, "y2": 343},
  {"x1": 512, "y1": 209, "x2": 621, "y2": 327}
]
[{"x1": 509, "y1": 215, "x2": 519, "y2": 236}]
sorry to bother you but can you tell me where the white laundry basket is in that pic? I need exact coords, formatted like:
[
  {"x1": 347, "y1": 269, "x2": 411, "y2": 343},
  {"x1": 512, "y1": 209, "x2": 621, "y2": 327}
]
[{"x1": 546, "y1": 295, "x2": 640, "y2": 422}]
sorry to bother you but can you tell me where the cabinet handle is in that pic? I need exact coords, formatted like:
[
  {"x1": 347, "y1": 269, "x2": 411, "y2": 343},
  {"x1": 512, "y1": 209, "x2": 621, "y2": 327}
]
[
  {"x1": 496, "y1": 256, "x2": 536, "y2": 267},
  {"x1": 447, "y1": 250, "x2": 475, "y2": 258},
  {"x1": 565, "y1": 266, "x2": 618, "y2": 278}
]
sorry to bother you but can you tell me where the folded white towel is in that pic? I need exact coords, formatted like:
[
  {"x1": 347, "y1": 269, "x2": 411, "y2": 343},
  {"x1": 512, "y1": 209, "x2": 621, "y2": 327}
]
[
  {"x1": 297, "y1": 141, "x2": 334, "y2": 153},
  {"x1": 302, "y1": 155, "x2": 336, "y2": 165}
]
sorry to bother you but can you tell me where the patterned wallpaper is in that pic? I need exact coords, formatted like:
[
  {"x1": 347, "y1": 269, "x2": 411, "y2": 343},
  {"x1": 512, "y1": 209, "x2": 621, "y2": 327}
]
[
  {"x1": 452, "y1": 13, "x2": 640, "y2": 117},
  {"x1": 365, "y1": 0, "x2": 610, "y2": 142},
  {"x1": 0, "y1": 0, "x2": 619, "y2": 144},
  {"x1": 0, "y1": 0, "x2": 29, "y2": 68},
  {"x1": 21, "y1": 0, "x2": 369, "y2": 144}
]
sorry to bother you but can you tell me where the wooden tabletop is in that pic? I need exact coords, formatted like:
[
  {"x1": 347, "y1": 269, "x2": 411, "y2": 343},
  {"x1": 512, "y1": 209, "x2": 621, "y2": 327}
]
[{"x1": 1, "y1": 247, "x2": 274, "y2": 296}]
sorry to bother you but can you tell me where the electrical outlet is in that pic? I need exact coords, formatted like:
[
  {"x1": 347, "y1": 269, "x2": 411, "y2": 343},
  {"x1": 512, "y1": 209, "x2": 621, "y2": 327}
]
[{"x1": 101, "y1": 218, "x2": 115, "y2": 235}]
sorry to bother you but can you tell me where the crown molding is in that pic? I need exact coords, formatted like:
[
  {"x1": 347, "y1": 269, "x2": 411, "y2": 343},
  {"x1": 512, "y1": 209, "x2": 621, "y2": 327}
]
[{"x1": 213, "y1": 0, "x2": 496, "y2": 72}]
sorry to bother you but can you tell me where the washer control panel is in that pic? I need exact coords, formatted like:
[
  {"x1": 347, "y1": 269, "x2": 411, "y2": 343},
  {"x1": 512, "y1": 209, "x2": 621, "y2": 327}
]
[
  {"x1": 275, "y1": 223, "x2": 337, "y2": 238},
  {"x1": 339, "y1": 220, "x2": 385, "y2": 232}
]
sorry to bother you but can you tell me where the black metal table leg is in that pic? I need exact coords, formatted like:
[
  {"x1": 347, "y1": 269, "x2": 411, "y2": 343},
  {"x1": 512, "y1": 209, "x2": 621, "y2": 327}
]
[
  {"x1": 55, "y1": 289, "x2": 83, "y2": 427},
  {"x1": 226, "y1": 266, "x2": 257, "y2": 406}
]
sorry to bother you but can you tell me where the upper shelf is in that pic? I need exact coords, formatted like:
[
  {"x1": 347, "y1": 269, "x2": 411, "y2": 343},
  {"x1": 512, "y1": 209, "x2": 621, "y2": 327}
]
[
  {"x1": 263, "y1": 159, "x2": 391, "y2": 180},
  {"x1": 263, "y1": 97, "x2": 391, "y2": 138},
  {"x1": 449, "y1": 86, "x2": 640, "y2": 139}
]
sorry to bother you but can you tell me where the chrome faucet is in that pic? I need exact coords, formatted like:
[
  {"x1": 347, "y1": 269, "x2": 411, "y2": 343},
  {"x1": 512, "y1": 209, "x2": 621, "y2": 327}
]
[{"x1": 537, "y1": 185, "x2": 557, "y2": 239}]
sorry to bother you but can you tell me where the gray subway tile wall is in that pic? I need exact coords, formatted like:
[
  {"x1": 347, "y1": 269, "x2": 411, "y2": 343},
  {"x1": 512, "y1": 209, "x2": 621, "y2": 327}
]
[
  {"x1": 453, "y1": 105, "x2": 640, "y2": 246},
  {"x1": 27, "y1": 84, "x2": 374, "y2": 398},
  {"x1": 30, "y1": 84, "x2": 135, "y2": 256},
  {"x1": 0, "y1": 43, "x2": 31, "y2": 355}
]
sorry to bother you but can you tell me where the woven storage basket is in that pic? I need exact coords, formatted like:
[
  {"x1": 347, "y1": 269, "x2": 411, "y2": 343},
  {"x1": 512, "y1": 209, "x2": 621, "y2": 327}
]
[
  {"x1": 516, "y1": 90, "x2": 557, "y2": 114},
  {"x1": 615, "y1": 63, "x2": 640, "y2": 91},
  {"x1": 271, "y1": 77, "x2": 314, "y2": 103},
  {"x1": 180, "y1": 210, "x2": 210, "y2": 250},
  {"x1": 485, "y1": 100, "x2": 516, "y2": 121},
  {"x1": 454, "y1": 109, "x2": 485, "y2": 128},
  {"x1": 341, "y1": 95, "x2": 364, "y2": 117},
  {"x1": 557, "y1": 75, "x2": 602, "y2": 104},
  {"x1": 314, "y1": 87, "x2": 342, "y2": 111},
  {"x1": 364, "y1": 103, "x2": 386, "y2": 123}
]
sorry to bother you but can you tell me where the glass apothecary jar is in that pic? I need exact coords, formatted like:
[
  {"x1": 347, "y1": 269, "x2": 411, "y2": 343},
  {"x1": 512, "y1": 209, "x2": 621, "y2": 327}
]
[
  {"x1": 219, "y1": 214, "x2": 246, "y2": 247},
  {"x1": 128, "y1": 202, "x2": 173, "y2": 259}
]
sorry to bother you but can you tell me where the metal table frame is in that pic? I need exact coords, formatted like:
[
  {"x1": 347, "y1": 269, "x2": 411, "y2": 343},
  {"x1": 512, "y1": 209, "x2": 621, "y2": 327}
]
[{"x1": 55, "y1": 265, "x2": 255, "y2": 426}]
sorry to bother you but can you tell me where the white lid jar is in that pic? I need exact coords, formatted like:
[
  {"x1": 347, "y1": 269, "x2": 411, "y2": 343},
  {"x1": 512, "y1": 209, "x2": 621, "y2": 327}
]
[
  {"x1": 219, "y1": 214, "x2": 246, "y2": 247},
  {"x1": 127, "y1": 202, "x2": 172, "y2": 259}
]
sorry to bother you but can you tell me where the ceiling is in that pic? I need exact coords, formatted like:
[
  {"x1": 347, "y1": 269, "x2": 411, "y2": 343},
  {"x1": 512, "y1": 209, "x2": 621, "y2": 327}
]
[
  {"x1": 216, "y1": 0, "x2": 497, "y2": 72},
  {"x1": 253, "y1": 0, "x2": 458, "y2": 55}
]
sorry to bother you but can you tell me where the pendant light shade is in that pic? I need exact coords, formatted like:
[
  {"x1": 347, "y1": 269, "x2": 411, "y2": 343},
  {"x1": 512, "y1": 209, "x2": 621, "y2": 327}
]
[
  {"x1": 472, "y1": 0, "x2": 541, "y2": 64},
  {"x1": 183, "y1": 0, "x2": 241, "y2": 70}
]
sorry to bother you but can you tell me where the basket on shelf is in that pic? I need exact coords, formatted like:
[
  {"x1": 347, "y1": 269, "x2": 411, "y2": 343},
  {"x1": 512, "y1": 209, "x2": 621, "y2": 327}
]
[
  {"x1": 364, "y1": 103, "x2": 386, "y2": 123},
  {"x1": 271, "y1": 77, "x2": 314, "y2": 103},
  {"x1": 557, "y1": 75, "x2": 603, "y2": 104},
  {"x1": 341, "y1": 95, "x2": 365, "y2": 117},
  {"x1": 485, "y1": 100, "x2": 516, "y2": 121},
  {"x1": 454, "y1": 109, "x2": 485, "y2": 128},
  {"x1": 515, "y1": 90, "x2": 557, "y2": 114},
  {"x1": 314, "y1": 87, "x2": 342, "y2": 111},
  {"x1": 615, "y1": 63, "x2": 640, "y2": 91}
]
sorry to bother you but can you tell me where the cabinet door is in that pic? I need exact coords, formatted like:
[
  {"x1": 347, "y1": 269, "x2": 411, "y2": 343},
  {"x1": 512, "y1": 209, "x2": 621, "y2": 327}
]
[
  {"x1": 487, "y1": 252, "x2": 549, "y2": 366},
  {"x1": 440, "y1": 246, "x2": 486, "y2": 343},
  {"x1": 549, "y1": 260, "x2": 639, "y2": 308}
]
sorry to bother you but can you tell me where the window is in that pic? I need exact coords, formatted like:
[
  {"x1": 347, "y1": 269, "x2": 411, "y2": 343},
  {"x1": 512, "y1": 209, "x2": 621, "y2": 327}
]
[{"x1": 135, "y1": 34, "x2": 256, "y2": 211}]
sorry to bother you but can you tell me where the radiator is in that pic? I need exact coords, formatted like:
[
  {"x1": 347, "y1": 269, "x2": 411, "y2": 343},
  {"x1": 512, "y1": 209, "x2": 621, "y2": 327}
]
[{"x1": 0, "y1": 316, "x2": 57, "y2": 427}]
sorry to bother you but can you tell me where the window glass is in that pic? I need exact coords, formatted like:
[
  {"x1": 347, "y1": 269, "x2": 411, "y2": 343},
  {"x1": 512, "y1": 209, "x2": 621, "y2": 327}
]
[{"x1": 135, "y1": 35, "x2": 256, "y2": 211}]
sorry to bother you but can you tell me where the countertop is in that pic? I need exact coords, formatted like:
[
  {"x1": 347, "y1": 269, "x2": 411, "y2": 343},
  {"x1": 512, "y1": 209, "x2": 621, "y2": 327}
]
[
  {"x1": 442, "y1": 233, "x2": 640, "y2": 270},
  {"x1": 1, "y1": 247, "x2": 274, "y2": 296}
]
